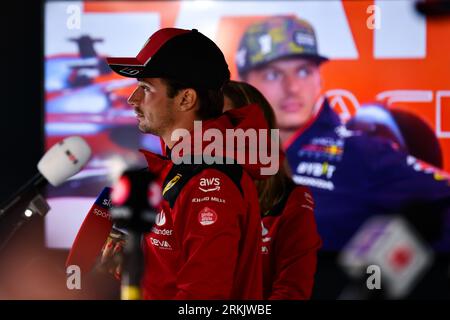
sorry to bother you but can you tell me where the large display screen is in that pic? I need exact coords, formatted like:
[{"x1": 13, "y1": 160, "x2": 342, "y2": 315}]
[{"x1": 44, "y1": 0, "x2": 450, "y2": 248}]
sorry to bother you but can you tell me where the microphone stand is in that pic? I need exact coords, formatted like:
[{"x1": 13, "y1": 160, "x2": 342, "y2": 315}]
[
  {"x1": 0, "y1": 175, "x2": 50, "y2": 252},
  {"x1": 120, "y1": 232, "x2": 145, "y2": 300}
]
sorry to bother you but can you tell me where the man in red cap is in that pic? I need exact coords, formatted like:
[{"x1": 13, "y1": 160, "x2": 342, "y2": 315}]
[{"x1": 105, "y1": 28, "x2": 275, "y2": 299}]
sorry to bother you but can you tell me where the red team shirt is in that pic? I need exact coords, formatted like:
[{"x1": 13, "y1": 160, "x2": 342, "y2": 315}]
[
  {"x1": 139, "y1": 105, "x2": 272, "y2": 299},
  {"x1": 133, "y1": 104, "x2": 320, "y2": 299},
  {"x1": 261, "y1": 184, "x2": 321, "y2": 299}
]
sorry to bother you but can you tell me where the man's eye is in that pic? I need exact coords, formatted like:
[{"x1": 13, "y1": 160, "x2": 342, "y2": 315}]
[
  {"x1": 264, "y1": 70, "x2": 281, "y2": 81},
  {"x1": 297, "y1": 67, "x2": 312, "y2": 79}
]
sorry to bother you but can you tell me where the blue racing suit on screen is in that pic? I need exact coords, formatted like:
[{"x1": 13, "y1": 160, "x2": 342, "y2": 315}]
[{"x1": 285, "y1": 98, "x2": 450, "y2": 252}]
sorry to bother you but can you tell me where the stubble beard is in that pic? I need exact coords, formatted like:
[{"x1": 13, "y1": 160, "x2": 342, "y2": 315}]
[{"x1": 139, "y1": 110, "x2": 175, "y2": 139}]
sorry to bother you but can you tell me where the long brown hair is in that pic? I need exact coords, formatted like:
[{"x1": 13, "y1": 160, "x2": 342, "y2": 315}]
[{"x1": 223, "y1": 80, "x2": 292, "y2": 215}]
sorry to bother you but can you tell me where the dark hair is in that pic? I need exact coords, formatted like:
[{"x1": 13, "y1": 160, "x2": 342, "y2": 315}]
[
  {"x1": 223, "y1": 80, "x2": 292, "y2": 215},
  {"x1": 162, "y1": 78, "x2": 225, "y2": 120},
  {"x1": 223, "y1": 81, "x2": 277, "y2": 129}
]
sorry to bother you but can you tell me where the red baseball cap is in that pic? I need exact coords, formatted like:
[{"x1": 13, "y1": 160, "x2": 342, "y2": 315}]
[{"x1": 106, "y1": 28, "x2": 230, "y2": 90}]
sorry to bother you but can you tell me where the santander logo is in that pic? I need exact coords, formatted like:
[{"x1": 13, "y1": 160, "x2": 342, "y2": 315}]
[{"x1": 155, "y1": 211, "x2": 166, "y2": 226}]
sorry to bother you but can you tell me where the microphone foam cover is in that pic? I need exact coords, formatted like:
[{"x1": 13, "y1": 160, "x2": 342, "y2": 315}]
[{"x1": 38, "y1": 136, "x2": 91, "y2": 187}]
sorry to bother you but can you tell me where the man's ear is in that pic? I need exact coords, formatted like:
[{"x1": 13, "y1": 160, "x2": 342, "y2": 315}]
[{"x1": 177, "y1": 88, "x2": 198, "y2": 112}]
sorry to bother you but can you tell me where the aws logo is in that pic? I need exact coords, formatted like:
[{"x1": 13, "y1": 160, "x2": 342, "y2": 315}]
[{"x1": 199, "y1": 177, "x2": 221, "y2": 193}]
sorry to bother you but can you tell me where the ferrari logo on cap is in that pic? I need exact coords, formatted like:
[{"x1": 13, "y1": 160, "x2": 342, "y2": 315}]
[{"x1": 119, "y1": 67, "x2": 140, "y2": 76}]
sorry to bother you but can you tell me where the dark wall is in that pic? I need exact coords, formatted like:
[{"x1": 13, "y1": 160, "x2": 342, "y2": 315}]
[
  {"x1": 0, "y1": 0, "x2": 45, "y2": 247},
  {"x1": 0, "y1": 0, "x2": 45, "y2": 297},
  {"x1": 0, "y1": 2, "x2": 119, "y2": 298},
  {"x1": 0, "y1": 2, "x2": 44, "y2": 203}
]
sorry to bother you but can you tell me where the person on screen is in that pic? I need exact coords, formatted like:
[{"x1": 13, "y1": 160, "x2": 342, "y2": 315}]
[
  {"x1": 223, "y1": 80, "x2": 322, "y2": 299},
  {"x1": 103, "y1": 28, "x2": 279, "y2": 299},
  {"x1": 236, "y1": 16, "x2": 450, "y2": 298}
]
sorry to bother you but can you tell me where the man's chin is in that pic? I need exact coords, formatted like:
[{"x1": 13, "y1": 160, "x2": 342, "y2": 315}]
[
  {"x1": 137, "y1": 124, "x2": 146, "y2": 133},
  {"x1": 138, "y1": 123, "x2": 152, "y2": 134},
  {"x1": 139, "y1": 125, "x2": 160, "y2": 137}
]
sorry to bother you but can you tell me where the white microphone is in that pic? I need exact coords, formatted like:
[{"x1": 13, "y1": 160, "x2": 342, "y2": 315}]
[
  {"x1": 0, "y1": 136, "x2": 91, "y2": 249},
  {"x1": 37, "y1": 136, "x2": 91, "y2": 187}
]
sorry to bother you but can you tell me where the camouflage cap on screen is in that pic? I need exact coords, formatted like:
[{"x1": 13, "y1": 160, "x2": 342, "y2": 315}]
[{"x1": 236, "y1": 16, "x2": 328, "y2": 77}]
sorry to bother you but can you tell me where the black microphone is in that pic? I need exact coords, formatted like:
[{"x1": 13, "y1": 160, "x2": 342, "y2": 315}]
[
  {"x1": 110, "y1": 168, "x2": 161, "y2": 300},
  {"x1": 0, "y1": 136, "x2": 91, "y2": 250}
]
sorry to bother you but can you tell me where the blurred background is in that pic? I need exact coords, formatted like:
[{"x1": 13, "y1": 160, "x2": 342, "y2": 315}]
[{"x1": 0, "y1": 0, "x2": 449, "y2": 299}]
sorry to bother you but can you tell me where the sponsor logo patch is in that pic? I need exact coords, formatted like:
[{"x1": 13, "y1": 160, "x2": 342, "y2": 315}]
[
  {"x1": 155, "y1": 211, "x2": 167, "y2": 227},
  {"x1": 119, "y1": 67, "x2": 140, "y2": 76},
  {"x1": 198, "y1": 207, "x2": 218, "y2": 226},
  {"x1": 261, "y1": 221, "x2": 268, "y2": 236},
  {"x1": 298, "y1": 137, "x2": 344, "y2": 161},
  {"x1": 151, "y1": 227, "x2": 173, "y2": 236},
  {"x1": 149, "y1": 237, "x2": 172, "y2": 249},
  {"x1": 296, "y1": 161, "x2": 336, "y2": 179},
  {"x1": 294, "y1": 31, "x2": 315, "y2": 47},
  {"x1": 192, "y1": 196, "x2": 226, "y2": 204},
  {"x1": 199, "y1": 177, "x2": 221, "y2": 193},
  {"x1": 163, "y1": 174, "x2": 182, "y2": 196},
  {"x1": 293, "y1": 175, "x2": 335, "y2": 191},
  {"x1": 407, "y1": 155, "x2": 450, "y2": 183},
  {"x1": 261, "y1": 221, "x2": 271, "y2": 243},
  {"x1": 93, "y1": 207, "x2": 111, "y2": 220}
]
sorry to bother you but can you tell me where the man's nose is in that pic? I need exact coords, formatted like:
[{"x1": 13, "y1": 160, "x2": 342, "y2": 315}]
[
  {"x1": 284, "y1": 75, "x2": 301, "y2": 95},
  {"x1": 127, "y1": 87, "x2": 139, "y2": 107}
]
